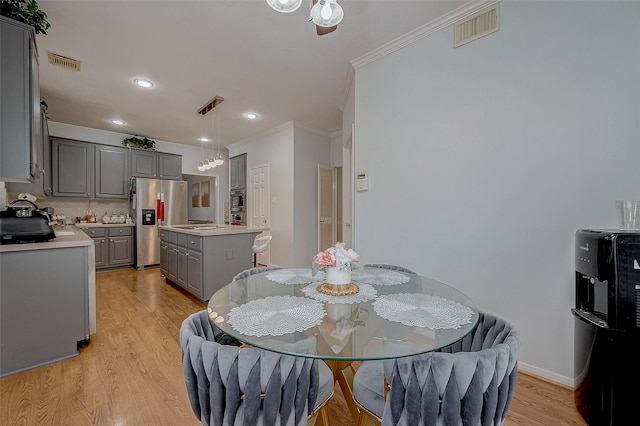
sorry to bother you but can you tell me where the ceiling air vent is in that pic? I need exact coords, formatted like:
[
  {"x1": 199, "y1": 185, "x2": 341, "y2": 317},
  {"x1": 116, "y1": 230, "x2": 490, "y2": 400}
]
[
  {"x1": 454, "y1": 3, "x2": 499, "y2": 48},
  {"x1": 47, "y1": 51, "x2": 81, "y2": 71}
]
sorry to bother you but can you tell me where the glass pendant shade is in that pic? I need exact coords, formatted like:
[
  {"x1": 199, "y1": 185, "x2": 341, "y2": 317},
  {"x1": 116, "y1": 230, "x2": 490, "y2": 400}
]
[
  {"x1": 208, "y1": 156, "x2": 217, "y2": 168},
  {"x1": 197, "y1": 161, "x2": 207, "y2": 172},
  {"x1": 266, "y1": 0, "x2": 302, "y2": 13},
  {"x1": 214, "y1": 154, "x2": 224, "y2": 166},
  {"x1": 310, "y1": 0, "x2": 343, "y2": 27}
]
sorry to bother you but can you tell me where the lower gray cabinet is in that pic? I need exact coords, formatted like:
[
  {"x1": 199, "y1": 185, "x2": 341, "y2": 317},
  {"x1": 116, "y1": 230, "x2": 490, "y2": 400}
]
[{"x1": 82, "y1": 226, "x2": 133, "y2": 270}]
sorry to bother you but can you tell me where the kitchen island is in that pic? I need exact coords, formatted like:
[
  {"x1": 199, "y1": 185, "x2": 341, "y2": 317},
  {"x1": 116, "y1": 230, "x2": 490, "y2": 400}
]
[
  {"x1": 158, "y1": 224, "x2": 268, "y2": 301},
  {"x1": 0, "y1": 229, "x2": 96, "y2": 377}
]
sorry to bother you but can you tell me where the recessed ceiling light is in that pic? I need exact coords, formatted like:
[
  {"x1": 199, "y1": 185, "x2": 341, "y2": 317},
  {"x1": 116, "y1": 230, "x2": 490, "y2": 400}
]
[
  {"x1": 198, "y1": 137, "x2": 211, "y2": 142},
  {"x1": 111, "y1": 119, "x2": 126, "y2": 125},
  {"x1": 245, "y1": 112, "x2": 259, "y2": 120},
  {"x1": 134, "y1": 78, "x2": 154, "y2": 88}
]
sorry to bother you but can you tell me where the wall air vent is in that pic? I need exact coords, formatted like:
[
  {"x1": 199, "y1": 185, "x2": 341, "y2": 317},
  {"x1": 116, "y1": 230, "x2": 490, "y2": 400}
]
[
  {"x1": 454, "y1": 3, "x2": 499, "y2": 48},
  {"x1": 197, "y1": 96, "x2": 225, "y2": 115},
  {"x1": 47, "y1": 51, "x2": 81, "y2": 71}
]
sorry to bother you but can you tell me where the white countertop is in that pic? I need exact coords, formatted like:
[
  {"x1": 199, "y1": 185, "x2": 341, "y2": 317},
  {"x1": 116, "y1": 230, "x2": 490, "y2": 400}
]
[
  {"x1": 75, "y1": 222, "x2": 135, "y2": 228},
  {"x1": 0, "y1": 228, "x2": 94, "y2": 253},
  {"x1": 159, "y1": 224, "x2": 269, "y2": 237}
]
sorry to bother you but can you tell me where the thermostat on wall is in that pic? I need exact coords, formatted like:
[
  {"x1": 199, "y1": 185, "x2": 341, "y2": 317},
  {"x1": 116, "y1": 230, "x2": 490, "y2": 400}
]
[{"x1": 356, "y1": 172, "x2": 368, "y2": 191}]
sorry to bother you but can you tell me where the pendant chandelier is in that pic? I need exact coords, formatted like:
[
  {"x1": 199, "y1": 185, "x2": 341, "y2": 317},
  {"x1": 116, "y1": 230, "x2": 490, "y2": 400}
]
[
  {"x1": 196, "y1": 97, "x2": 225, "y2": 172},
  {"x1": 266, "y1": 0, "x2": 344, "y2": 28}
]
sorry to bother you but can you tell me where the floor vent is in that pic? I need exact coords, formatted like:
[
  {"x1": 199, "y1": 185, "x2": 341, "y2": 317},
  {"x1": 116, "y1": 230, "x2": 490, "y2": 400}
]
[
  {"x1": 454, "y1": 3, "x2": 499, "y2": 48},
  {"x1": 47, "y1": 52, "x2": 82, "y2": 71}
]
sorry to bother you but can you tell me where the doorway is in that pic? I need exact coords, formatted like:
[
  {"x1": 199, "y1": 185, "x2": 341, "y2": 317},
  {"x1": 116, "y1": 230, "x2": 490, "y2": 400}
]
[
  {"x1": 249, "y1": 164, "x2": 270, "y2": 266},
  {"x1": 318, "y1": 165, "x2": 343, "y2": 251}
]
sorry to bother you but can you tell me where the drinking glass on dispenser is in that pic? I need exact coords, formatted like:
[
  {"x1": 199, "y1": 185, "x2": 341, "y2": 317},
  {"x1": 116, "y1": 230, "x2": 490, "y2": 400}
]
[{"x1": 615, "y1": 200, "x2": 639, "y2": 230}]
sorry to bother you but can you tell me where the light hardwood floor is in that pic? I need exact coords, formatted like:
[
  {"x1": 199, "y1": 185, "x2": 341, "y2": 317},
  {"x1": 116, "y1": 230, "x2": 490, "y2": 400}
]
[{"x1": 0, "y1": 269, "x2": 586, "y2": 425}]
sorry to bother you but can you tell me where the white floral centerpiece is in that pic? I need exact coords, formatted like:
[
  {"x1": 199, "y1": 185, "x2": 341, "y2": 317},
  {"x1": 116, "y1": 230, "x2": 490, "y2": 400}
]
[{"x1": 312, "y1": 243, "x2": 361, "y2": 295}]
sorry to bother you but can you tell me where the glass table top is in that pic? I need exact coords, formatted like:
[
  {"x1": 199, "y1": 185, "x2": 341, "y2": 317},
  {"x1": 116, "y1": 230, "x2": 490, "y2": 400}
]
[{"x1": 206, "y1": 268, "x2": 479, "y2": 361}]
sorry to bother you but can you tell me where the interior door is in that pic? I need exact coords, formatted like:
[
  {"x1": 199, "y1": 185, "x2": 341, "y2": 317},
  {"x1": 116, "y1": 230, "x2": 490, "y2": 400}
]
[
  {"x1": 342, "y1": 125, "x2": 354, "y2": 249},
  {"x1": 250, "y1": 164, "x2": 270, "y2": 266},
  {"x1": 318, "y1": 164, "x2": 336, "y2": 251}
]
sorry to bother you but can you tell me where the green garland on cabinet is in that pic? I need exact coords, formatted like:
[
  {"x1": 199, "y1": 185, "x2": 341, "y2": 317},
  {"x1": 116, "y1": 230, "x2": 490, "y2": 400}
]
[{"x1": 122, "y1": 136, "x2": 156, "y2": 150}]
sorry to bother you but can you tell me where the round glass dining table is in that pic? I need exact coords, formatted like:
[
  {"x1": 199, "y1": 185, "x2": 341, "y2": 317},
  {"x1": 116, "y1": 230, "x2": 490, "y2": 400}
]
[{"x1": 206, "y1": 267, "x2": 479, "y2": 361}]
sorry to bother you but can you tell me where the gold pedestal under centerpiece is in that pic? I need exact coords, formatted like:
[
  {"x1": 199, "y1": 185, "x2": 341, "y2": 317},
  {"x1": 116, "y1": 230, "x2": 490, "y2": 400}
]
[
  {"x1": 316, "y1": 266, "x2": 359, "y2": 296},
  {"x1": 316, "y1": 282, "x2": 360, "y2": 296}
]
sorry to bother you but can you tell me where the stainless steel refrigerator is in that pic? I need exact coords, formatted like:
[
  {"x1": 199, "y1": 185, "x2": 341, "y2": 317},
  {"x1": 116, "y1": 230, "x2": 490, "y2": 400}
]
[{"x1": 130, "y1": 178, "x2": 188, "y2": 269}]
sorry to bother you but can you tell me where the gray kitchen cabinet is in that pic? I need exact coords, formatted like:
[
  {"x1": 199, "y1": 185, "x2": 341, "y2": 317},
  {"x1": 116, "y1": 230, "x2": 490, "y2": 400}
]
[
  {"x1": 108, "y1": 227, "x2": 133, "y2": 266},
  {"x1": 0, "y1": 245, "x2": 89, "y2": 376},
  {"x1": 81, "y1": 226, "x2": 133, "y2": 270},
  {"x1": 175, "y1": 233, "x2": 203, "y2": 298},
  {"x1": 0, "y1": 16, "x2": 41, "y2": 183},
  {"x1": 52, "y1": 138, "x2": 129, "y2": 199},
  {"x1": 159, "y1": 240, "x2": 168, "y2": 277},
  {"x1": 52, "y1": 138, "x2": 93, "y2": 198},
  {"x1": 229, "y1": 154, "x2": 247, "y2": 189},
  {"x1": 130, "y1": 149, "x2": 182, "y2": 180},
  {"x1": 84, "y1": 228, "x2": 108, "y2": 268},
  {"x1": 158, "y1": 153, "x2": 182, "y2": 180},
  {"x1": 161, "y1": 230, "x2": 179, "y2": 283},
  {"x1": 7, "y1": 105, "x2": 52, "y2": 196},
  {"x1": 160, "y1": 229, "x2": 258, "y2": 301},
  {"x1": 95, "y1": 145, "x2": 129, "y2": 199}
]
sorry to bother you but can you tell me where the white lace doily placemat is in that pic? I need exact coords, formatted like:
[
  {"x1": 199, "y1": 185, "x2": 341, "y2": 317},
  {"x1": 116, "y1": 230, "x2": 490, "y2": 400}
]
[
  {"x1": 372, "y1": 293, "x2": 474, "y2": 329},
  {"x1": 352, "y1": 269, "x2": 411, "y2": 286},
  {"x1": 227, "y1": 296, "x2": 325, "y2": 337},
  {"x1": 301, "y1": 283, "x2": 377, "y2": 304},
  {"x1": 266, "y1": 268, "x2": 325, "y2": 285}
]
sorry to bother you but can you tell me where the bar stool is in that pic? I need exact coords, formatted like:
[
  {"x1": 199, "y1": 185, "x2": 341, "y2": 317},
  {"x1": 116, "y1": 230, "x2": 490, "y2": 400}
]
[{"x1": 252, "y1": 235, "x2": 272, "y2": 267}]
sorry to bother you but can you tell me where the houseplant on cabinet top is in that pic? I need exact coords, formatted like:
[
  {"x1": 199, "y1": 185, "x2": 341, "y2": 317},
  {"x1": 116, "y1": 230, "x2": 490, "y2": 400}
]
[
  {"x1": 122, "y1": 136, "x2": 156, "y2": 150},
  {"x1": 1, "y1": 0, "x2": 51, "y2": 35}
]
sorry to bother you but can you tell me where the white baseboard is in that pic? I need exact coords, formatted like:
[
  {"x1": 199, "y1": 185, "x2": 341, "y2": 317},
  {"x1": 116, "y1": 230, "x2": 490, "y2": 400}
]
[{"x1": 518, "y1": 361, "x2": 575, "y2": 389}]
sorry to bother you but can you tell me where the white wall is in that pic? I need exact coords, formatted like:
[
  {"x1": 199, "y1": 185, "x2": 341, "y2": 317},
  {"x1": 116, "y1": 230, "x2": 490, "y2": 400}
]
[
  {"x1": 293, "y1": 127, "x2": 331, "y2": 266},
  {"x1": 229, "y1": 124, "x2": 295, "y2": 266},
  {"x1": 352, "y1": 1, "x2": 640, "y2": 385},
  {"x1": 329, "y1": 132, "x2": 343, "y2": 166},
  {"x1": 47, "y1": 122, "x2": 230, "y2": 222},
  {"x1": 183, "y1": 175, "x2": 217, "y2": 222}
]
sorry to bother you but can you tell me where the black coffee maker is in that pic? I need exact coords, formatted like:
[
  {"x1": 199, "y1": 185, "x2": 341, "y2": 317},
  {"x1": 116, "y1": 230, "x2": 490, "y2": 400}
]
[
  {"x1": 573, "y1": 229, "x2": 640, "y2": 425},
  {"x1": 0, "y1": 199, "x2": 56, "y2": 244}
]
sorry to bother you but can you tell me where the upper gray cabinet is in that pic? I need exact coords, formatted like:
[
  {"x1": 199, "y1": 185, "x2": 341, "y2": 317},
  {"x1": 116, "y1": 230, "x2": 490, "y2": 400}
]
[
  {"x1": 6, "y1": 105, "x2": 52, "y2": 196},
  {"x1": 52, "y1": 138, "x2": 93, "y2": 198},
  {"x1": 52, "y1": 138, "x2": 129, "y2": 199},
  {"x1": 95, "y1": 145, "x2": 129, "y2": 198},
  {"x1": 230, "y1": 154, "x2": 247, "y2": 189},
  {"x1": 130, "y1": 149, "x2": 182, "y2": 180},
  {"x1": 0, "y1": 16, "x2": 42, "y2": 183}
]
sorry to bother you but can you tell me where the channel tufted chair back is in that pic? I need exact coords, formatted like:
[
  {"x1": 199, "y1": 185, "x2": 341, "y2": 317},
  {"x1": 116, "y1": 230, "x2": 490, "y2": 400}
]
[
  {"x1": 232, "y1": 266, "x2": 284, "y2": 282},
  {"x1": 381, "y1": 313, "x2": 520, "y2": 426},
  {"x1": 363, "y1": 264, "x2": 416, "y2": 274},
  {"x1": 180, "y1": 310, "x2": 325, "y2": 426}
]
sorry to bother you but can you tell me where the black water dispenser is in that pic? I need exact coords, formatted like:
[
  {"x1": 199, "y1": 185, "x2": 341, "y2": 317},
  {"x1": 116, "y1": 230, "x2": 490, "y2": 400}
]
[{"x1": 573, "y1": 229, "x2": 640, "y2": 425}]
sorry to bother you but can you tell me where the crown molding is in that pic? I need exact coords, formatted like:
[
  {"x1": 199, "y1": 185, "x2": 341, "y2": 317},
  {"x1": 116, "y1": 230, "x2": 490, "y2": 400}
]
[
  {"x1": 340, "y1": 65, "x2": 355, "y2": 112},
  {"x1": 351, "y1": 0, "x2": 500, "y2": 70}
]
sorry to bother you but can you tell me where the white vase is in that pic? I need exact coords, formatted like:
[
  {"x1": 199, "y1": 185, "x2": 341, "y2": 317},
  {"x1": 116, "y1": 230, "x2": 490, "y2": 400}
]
[{"x1": 326, "y1": 266, "x2": 351, "y2": 285}]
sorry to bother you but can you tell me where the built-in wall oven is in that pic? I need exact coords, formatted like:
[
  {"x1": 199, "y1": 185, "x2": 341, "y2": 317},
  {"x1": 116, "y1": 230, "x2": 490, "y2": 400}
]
[{"x1": 230, "y1": 189, "x2": 245, "y2": 225}]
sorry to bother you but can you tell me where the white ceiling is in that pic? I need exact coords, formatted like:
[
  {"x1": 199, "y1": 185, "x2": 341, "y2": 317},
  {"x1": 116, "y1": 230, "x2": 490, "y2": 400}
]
[{"x1": 37, "y1": 0, "x2": 465, "y2": 148}]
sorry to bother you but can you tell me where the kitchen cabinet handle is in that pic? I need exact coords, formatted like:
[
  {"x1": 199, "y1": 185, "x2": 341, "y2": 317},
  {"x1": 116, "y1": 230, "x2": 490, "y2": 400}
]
[
  {"x1": 190, "y1": 241, "x2": 195, "y2": 245},
  {"x1": 119, "y1": 229, "x2": 123, "y2": 233},
  {"x1": 185, "y1": 253, "x2": 189, "y2": 256}
]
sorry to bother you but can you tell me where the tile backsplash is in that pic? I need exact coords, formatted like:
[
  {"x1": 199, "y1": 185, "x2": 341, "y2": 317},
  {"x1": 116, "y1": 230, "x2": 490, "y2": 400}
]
[{"x1": 5, "y1": 192, "x2": 129, "y2": 222}]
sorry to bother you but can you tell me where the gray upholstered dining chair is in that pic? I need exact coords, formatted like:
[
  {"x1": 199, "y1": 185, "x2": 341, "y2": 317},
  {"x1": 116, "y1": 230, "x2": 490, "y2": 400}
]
[
  {"x1": 180, "y1": 310, "x2": 333, "y2": 426},
  {"x1": 363, "y1": 264, "x2": 416, "y2": 274},
  {"x1": 353, "y1": 312, "x2": 521, "y2": 426},
  {"x1": 232, "y1": 266, "x2": 284, "y2": 282}
]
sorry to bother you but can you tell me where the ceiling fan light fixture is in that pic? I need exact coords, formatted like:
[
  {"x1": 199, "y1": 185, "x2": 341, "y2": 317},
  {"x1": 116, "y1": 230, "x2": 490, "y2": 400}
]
[
  {"x1": 266, "y1": 0, "x2": 302, "y2": 13},
  {"x1": 310, "y1": 0, "x2": 343, "y2": 27}
]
